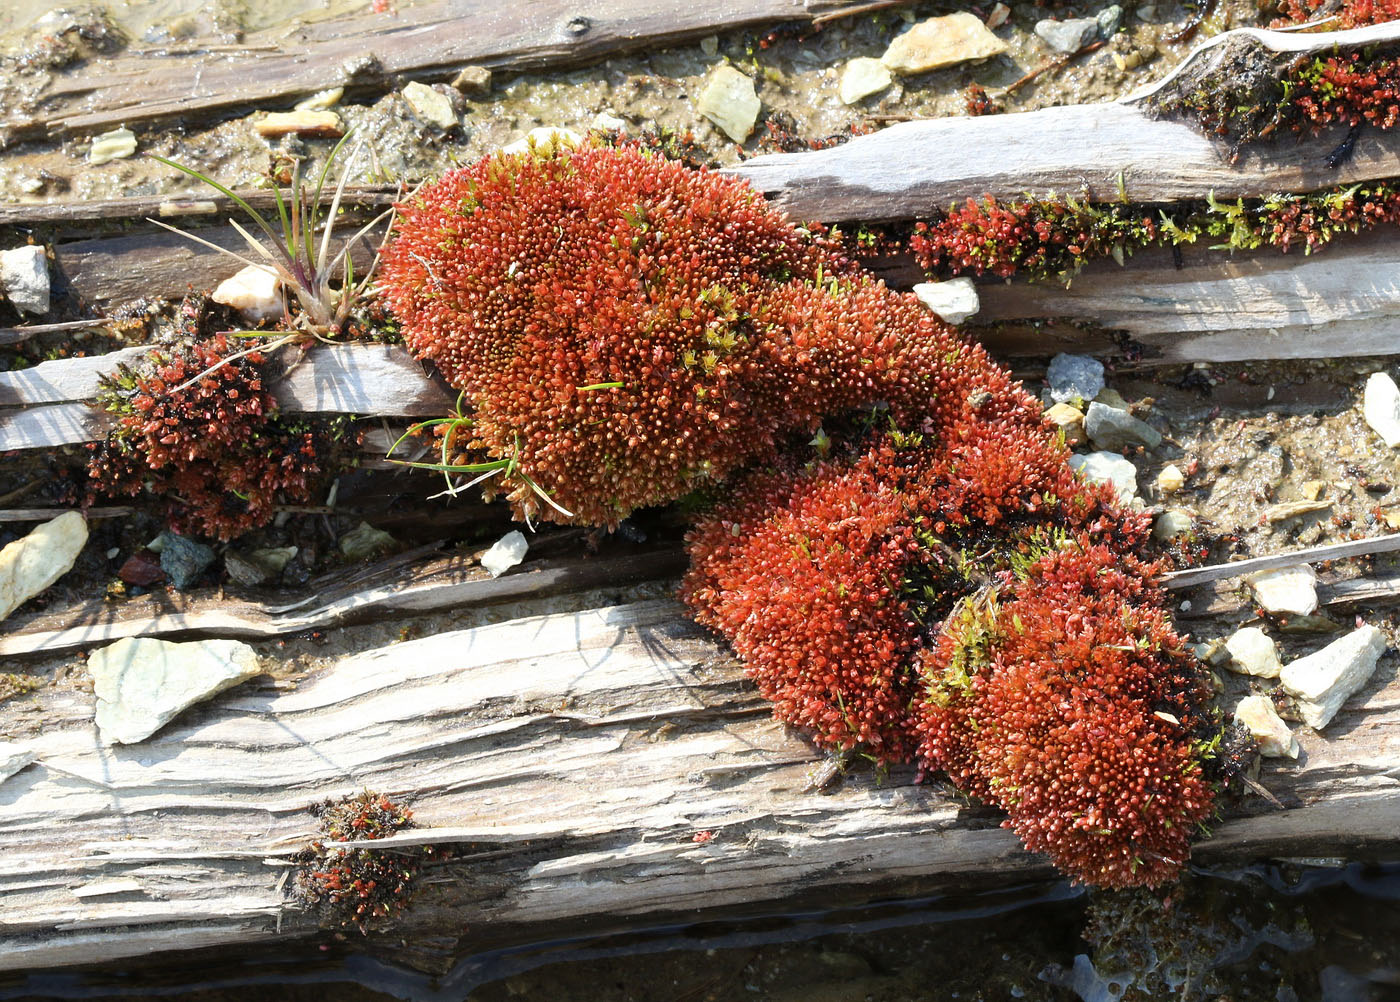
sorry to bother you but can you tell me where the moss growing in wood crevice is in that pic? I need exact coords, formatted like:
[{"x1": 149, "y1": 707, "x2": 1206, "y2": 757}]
[{"x1": 291, "y1": 791, "x2": 439, "y2": 935}]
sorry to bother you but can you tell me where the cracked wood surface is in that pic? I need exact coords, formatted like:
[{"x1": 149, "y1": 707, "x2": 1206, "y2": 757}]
[
  {"x1": 0, "y1": 599, "x2": 1396, "y2": 972},
  {"x1": 5, "y1": 0, "x2": 877, "y2": 142}
]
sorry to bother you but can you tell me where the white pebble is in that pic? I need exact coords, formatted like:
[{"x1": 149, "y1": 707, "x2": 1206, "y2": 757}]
[{"x1": 481, "y1": 530, "x2": 529, "y2": 578}]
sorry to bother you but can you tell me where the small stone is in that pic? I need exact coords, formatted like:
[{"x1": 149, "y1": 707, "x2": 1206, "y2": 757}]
[
  {"x1": 986, "y1": 3, "x2": 1011, "y2": 29},
  {"x1": 294, "y1": 87, "x2": 344, "y2": 111},
  {"x1": 88, "y1": 127, "x2": 137, "y2": 165},
  {"x1": 0, "y1": 245, "x2": 51, "y2": 315},
  {"x1": 1094, "y1": 387, "x2": 1130, "y2": 411},
  {"x1": 250, "y1": 546, "x2": 297, "y2": 573},
  {"x1": 481, "y1": 529, "x2": 529, "y2": 578},
  {"x1": 451, "y1": 65, "x2": 492, "y2": 95},
  {"x1": 89, "y1": 637, "x2": 262, "y2": 745},
  {"x1": 0, "y1": 741, "x2": 36, "y2": 785},
  {"x1": 1233, "y1": 695, "x2": 1298, "y2": 759},
  {"x1": 211, "y1": 264, "x2": 282, "y2": 323},
  {"x1": 154, "y1": 532, "x2": 216, "y2": 591},
  {"x1": 117, "y1": 551, "x2": 164, "y2": 587},
  {"x1": 591, "y1": 111, "x2": 628, "y2": 132},
  {"x1": 1362, "y1": 372, "x2": 1400, "y2": 448},
  {"x1": 880, "y1": 12, "x2": 1009, "y2": 75},
  {"x1": 1096, "y1": 5, "x2": 1124, "y2": 36},
  {"x1": 1300, "y1": 479, "x2": 1327, "y2": 501},
  {"x1": 1045, "y1": 402, "x2": 1086, "y2": 445},
  {"x1": 1157, "y1": 464, "x2": 1186, "y2": 494},
  {"x1": 224, "y1": 551, "x2": 269, "y2": 587},
  {"x1": 501, "y1": 126, "x2": 583, "y2": 156},
  {"x1": 1085, "y1": 401, "x2": 1163, "y2": 451},
  {"x1": 340, "y1": 522, "x2": 396, "y2": 561},
  {"x1": 839, "y1": 57, "x2": 894, "y2": 104},
  {"x1": 1046, "y1": 353, "x2": 1104, "y2": 404},
  {"x1": 1248, "y1": 565, "x2": 1318, "y2": 617},
  {"x1": 254, "y1": 110, "x2": 345, "y2": 139},
  {"x1": 1223, "y1": 626, "x2": 1282, "y2": 678},
  {"x1": 912, "y1": 278, "x2": 980, "y2": 324},
  {"x1": 699, "y1": 35, "x2": 719, "y2": 57},
  {"x1": 1068, "y1": 451, "x2": 1137, "y2": 502},
  {"x1": 1152, "y1": 509, "x2": 1193, "y2": 540},
  {"x1": 696, "y1": 65, "x2": 761, "y2": 142},
  {"x1": 1035, "y1": 16, "x2": 1100, "y2": 53},
  {"x1": 401, "y1": 81, "x2": 457, "y2": 130},
  {"x1": 1280, "y1": 624, "x2": 1388, "y2": 729},
  {"x1": 0, "y1": 511, "x2": 87, "y2": 622}
]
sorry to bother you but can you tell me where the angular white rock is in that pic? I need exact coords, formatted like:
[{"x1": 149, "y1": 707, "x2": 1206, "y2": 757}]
[
  {"x1": 481, "y1": 530, "x2": 529, "y2": 578},
  {"x1": 881, "y1": 12, "x2": 1009, "y2": 75},
  {"x1": 1362, "y1": 372, "x2": 1400, "y2": 448},
  {"x1": 0, "y1": 741, "x2": 37, "y2": 784},
  {"x1": 88, "y1": 127, "x2": 137, "y2": 165},
  {"x1": 1280, "y1": 624, "x2": 1388, "y2": 730},
  {"x1": 89, "y1": 637, "x2": 262, "y2": 745},
  {"x1": 912, "y1": 278, "x2": 980, "y2": 324},
  {"x1": 1223, "y1": 626, "x2": 1282, "y2": 678},
  {"x1": 1248, "y1": 564, "x2": 1318, "y2": 617},
  {"x1": 696, "y1": 65, "x2": 761, "y2": 142},
  {"x1": 402, "y1": 81, "x2": 457, "y2": 129},
  {"x1": 0, "y1": 510, "x2": 87, "y2": 622},
  {"x1": 839, "y1": 56, "x2": 893, "y2": 104},
  {"x1": 211, "y1": 265, "x2": 282, "y2": 323},
  {"x1": 501, "y1": 126, "x2": 583, "y2": 156},
  {"x1": 1068, "y1": 451, "x2": 1137, "y2": 502},
  {"x1": 0, "y1": 244, "x2": 51, "y2": 315},
  {"x1": 1233, "y1": 694, "x2": 1298, "y2": 759}
]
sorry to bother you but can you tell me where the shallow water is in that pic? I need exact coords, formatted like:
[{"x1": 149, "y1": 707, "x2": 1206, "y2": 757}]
[{"x1": 5, "y1": 862, "x2": 1400, "y2": 1002}]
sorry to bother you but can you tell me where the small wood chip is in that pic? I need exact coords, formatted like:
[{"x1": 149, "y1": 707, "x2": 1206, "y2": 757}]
[
  {"x1": 254, "y1": 110, "x2": 345, "y2": 139},
  {"x1": 1264, "y1": 499, "x2": 1333, "y2": 522}
]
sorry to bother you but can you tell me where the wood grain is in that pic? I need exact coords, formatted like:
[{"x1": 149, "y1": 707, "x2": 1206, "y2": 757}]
[
  {"x1": 1, "y1": 599, "x2": 1394, "y2": 972},
  {"x1": 8, "y1": 0, "x2": 875, "y2": 141}
]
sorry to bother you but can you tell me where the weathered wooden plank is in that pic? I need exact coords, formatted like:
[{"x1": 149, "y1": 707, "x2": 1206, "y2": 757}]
[
  {"x1": 10, "y1": 0, "x2": 878, "y2": 141},
  {"x1": 0, "y1": 599, "x2": 1394, "y2": 972},
  {"x1": 974, "y1": 230, "x2": 1400, "y2": 361},
  {"x1": 0, "y1": 343, "x2": 454, "y2": 451},
  {"x1": 727, "y1": 22, "x2": 1400, "y2": 222},
  {"x1": 0, "y1": 187, "x2": 397, "y2": 228},
  {"x1": 0, "y1": 547, "x2": 686, "y2": 657}
]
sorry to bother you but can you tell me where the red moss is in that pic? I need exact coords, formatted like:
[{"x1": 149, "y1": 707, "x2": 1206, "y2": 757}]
[
  {"x1": 1272, "y1": 0, "x2": 1400, "y2": 26},
  {"x1": 910, "y1": 196, "x2": 1159, "y2": 281},
  {"x1": 86, "y1": 330, "x2": 327, "y2": 540},
  {"x1": 917, "y1": 543, "x2": 1215, "y2": 888},
  {"x1": 1292, "y1": 51, "x2": 1400, "y2": 132},
  {"x1": 380, "y1": 143, "x2": 1010, "y2": 525},
  {"x1": 381, "y1": 143, "x2": 868, "y2": 525}
]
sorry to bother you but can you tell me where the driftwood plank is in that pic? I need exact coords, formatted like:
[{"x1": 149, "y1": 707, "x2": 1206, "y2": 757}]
[
  {"x1": 728, "y1": 22, "x2": 1400, "y2": 222},
  {"x1": 11, "y1": 0, "x2": 875, "y2": 141},
  {"x1": 0, "y1": 547, "x2": 686, "y2": 657},
  {"x1": 0, "y1": 343, "x2": 454, "y2": 451},
  {"x1": 0, "y1": 599, "x2": 1395, "y2": 972}
]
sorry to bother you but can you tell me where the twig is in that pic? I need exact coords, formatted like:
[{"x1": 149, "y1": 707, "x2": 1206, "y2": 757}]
[
  {"x1": 811, "y1": 0, "x2": 916, "y2": 26},
  {"x1": 1164, "y1": 533, "x2": 1400, "y2": 589},
  {"x1": 1004, "y1": 40, "x2": 1106, "y2": 96},
  {"x1": 0, "y1": 319, "x2": 114, "y2": 346},
  {"x1": 0, "y1": 506, "x2": 133, "y2": 522}
]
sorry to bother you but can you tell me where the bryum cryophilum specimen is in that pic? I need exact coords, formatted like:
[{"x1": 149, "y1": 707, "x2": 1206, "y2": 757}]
[
  {"x1": 381, "y1": 142, "x2": 926, "y2": 526},
  {"x1": 910, "y1": 179, "x2": 1400, "y2": 282},
  {"x1": 293, "y1": 791, "x2": 434, "y2": 934},
  {"x1": 86, "y1": 299, "x2": 337, "y2": 540},
  {"x1": 381, "y1": 142, "x2": 1219, "y2": 888}
]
